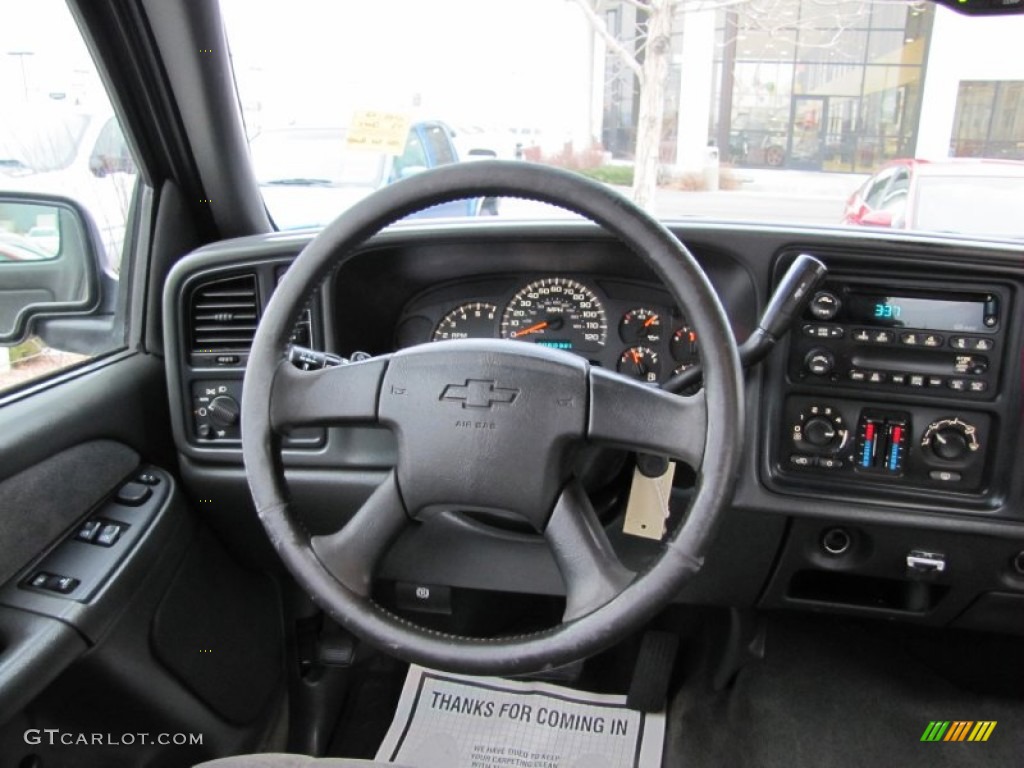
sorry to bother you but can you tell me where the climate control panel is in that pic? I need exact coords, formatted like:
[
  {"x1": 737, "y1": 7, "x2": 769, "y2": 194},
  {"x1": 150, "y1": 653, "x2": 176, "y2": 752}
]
[{"x1": 780, "y1": 396, "x2": 991, "y2": 492}]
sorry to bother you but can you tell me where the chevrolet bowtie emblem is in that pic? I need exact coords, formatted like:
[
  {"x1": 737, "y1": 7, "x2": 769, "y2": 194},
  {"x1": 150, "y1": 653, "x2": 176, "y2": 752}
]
[{"x1": 441, "y1": 379, "x2": 519, "y2": 409}]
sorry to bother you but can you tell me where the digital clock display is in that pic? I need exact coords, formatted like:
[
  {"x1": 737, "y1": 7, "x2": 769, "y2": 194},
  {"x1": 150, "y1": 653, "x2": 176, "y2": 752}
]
[
  {"x1": 873, "y1": 302, "x2": 901, "y2": 319},
  {"x1": 847, "y1": 292, "x2": 987, "y2": 332}
]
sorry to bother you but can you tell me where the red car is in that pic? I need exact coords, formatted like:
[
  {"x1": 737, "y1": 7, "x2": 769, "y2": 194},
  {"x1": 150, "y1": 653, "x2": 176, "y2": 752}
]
[{"x1": 842, "y1": 158, "x2": 1024, "y2": 239}]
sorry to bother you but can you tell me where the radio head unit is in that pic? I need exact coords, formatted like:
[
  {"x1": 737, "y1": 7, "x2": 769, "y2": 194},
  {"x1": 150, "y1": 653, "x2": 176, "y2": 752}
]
[{"x1": 793, "y1": 281, "x2": 1004, "y2": 399}]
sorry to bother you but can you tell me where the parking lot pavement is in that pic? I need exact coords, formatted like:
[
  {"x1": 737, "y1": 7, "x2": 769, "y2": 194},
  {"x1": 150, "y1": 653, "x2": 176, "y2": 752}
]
[{"x1": 496, "y1": 181, "x2": 857, "y2": 227}]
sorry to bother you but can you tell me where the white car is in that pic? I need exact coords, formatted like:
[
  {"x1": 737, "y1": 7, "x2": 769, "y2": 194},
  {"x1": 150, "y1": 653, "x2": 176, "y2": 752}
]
[{"x1": 0, "y1": 106, "x2": 136, "y2": 271}]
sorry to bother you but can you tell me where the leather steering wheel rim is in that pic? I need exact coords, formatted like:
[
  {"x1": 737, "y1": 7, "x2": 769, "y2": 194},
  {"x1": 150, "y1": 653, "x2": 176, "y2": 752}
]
[{"x1": 241, "y1": 160, "x2": 743, "y2": 675}]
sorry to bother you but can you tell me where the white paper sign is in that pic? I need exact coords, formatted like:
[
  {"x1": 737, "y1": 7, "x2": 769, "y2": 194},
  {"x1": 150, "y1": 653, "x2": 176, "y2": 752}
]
[{"x1": 377, "y1": 665, "x2": 665, "y2": 768}]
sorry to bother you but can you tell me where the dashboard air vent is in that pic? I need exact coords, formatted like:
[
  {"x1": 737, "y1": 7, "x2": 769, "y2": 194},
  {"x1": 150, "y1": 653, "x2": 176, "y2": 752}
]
[{"x1": 189, "y1": 273, "x2": 259, "y2": 353}]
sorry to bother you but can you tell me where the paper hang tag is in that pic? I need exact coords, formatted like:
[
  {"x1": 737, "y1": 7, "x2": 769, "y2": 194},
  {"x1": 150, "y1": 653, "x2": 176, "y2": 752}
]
[
  {"x1": 623, "y1": 462, "x2": 676, "y2": 541},
  {"x1": 345, "y1": 110, "x2": 411, "y2": 155}
]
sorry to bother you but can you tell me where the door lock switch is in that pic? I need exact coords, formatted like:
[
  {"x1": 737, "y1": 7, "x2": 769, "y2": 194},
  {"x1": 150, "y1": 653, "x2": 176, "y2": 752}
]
[{"x1": 25, "y1": 572, "x2": 80, "y2": 594}]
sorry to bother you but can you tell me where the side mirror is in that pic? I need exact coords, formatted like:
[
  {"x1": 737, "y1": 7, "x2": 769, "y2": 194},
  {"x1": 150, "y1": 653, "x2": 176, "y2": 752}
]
[
  {"x1": 0, "y1": 192, "x2": 109, "y2": 347},
  {"x1": 860, "y1": 209, "x2": 894, "y2": 228}
]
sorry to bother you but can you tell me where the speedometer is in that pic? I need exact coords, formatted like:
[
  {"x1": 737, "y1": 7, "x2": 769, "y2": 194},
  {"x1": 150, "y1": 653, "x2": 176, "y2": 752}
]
[{"x1": 500, "y1": 278, "x2": 607, "y2": 351}]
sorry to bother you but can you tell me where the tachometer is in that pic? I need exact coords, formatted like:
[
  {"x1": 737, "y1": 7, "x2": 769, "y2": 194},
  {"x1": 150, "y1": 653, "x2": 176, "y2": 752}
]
[
  {"x1": 433, "y1": 302, "x2": 498, "y2": 340},
  {"x1": 500, "y1": 278, "x2": 607, "y2": 351}
]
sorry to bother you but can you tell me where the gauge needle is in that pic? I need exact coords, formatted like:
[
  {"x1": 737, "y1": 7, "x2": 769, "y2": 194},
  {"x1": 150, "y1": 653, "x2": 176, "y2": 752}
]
[
  {"x1": 631, "y1": 350, "x2": 645, "y2": 372},
  {"x1": 643, "y1": 315, "x2": 658, "y2": 327},
  {"x1": 511, "y1": 320, "x2": 549, "y2": 338}
]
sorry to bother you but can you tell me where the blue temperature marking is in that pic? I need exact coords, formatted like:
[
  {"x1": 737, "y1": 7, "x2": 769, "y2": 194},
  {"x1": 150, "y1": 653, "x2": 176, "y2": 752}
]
[
  {"x1": 861, "y1": 441, "x2": 873, "y2": 468},
  {"x1": 888, "y1": 444, "x2": 901, "y2": 471}
]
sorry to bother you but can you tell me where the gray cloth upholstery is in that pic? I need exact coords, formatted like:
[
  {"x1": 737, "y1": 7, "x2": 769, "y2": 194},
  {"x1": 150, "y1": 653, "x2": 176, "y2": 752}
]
[
  {"x1": 0, "y1": 439, "x2": 138, "y2": 585},
  {"x1": 195, "y1": 755, "x2": 407, "y2": 768}
]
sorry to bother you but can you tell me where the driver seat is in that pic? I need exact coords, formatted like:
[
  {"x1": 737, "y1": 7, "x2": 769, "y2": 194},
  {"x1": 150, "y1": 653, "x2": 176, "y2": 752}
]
[{"x1": 196, "y1": 756, "x2": 403, "y2": 767}]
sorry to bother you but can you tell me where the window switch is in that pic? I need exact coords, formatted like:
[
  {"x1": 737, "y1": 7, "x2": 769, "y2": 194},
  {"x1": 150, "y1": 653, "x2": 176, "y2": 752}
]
[
  {"x1": 51, "y1": 575, "x2": 79, "y2": 594},
  {"x1": 116, "y1": 481, "x2": 152, "y2": 506},
  {"x1": 76, "y1": 519, "x2": 103, "y2": 543},
  {"x1": 95, "y1": 523, "x2": 123, "y2": 547},
  {"x1": 29, "y1": 572, "x2": 50, "y2": 589}
]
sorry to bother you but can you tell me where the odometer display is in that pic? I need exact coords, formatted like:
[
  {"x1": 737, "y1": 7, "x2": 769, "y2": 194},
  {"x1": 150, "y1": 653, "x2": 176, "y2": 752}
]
[{"x1": 500, "y1": 278, "x2": 607, "y2": 351}]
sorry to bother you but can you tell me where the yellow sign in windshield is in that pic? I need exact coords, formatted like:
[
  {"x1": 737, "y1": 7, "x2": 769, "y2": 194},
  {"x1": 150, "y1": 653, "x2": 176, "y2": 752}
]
[{"x1": 345, "y1": 111, "x2": 411, "y2": 155}]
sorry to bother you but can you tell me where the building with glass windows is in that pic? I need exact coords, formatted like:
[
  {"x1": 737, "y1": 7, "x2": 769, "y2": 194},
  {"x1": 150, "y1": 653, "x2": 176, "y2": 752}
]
[{"x1": 598, "y1": 0, "x2": 1024, "y2": 174}]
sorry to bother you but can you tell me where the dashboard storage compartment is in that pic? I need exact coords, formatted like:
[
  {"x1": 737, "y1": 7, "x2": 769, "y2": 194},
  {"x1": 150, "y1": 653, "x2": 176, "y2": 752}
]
[
  {"x1": 760, "y1": 518, "x2": 1024, "y2": 631},
  {"x1": 787, "y1": 570, "x2": 949, "y2": 613}
]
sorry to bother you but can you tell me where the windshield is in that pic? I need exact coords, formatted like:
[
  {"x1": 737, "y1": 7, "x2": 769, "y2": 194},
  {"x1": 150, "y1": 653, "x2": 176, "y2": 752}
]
[
  {"x1": 250, "y1": 129, "x2": 387, "y2": 187},
  {"x1": 913, "y1": 175, "x2": 1024, "y2": 239},
  {"x1": 221, "y1": 0, "x2": 1024, "y2": 241}
]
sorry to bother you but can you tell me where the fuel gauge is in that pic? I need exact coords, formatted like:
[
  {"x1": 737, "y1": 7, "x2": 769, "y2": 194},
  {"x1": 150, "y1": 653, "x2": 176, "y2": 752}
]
[{"x1": 618, "y1": 346, "x2": 662, "y2": 383}]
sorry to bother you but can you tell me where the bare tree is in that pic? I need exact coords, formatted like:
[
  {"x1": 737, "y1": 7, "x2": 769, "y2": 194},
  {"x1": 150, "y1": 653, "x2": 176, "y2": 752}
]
[{"x1": 572, "y1": 0, "x2": 675, "y2": 208}]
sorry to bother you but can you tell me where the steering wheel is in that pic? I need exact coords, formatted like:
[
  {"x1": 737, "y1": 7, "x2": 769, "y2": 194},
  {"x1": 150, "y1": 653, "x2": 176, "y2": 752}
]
[{"x1": 241, "y1": 160, "x2": 743, "y2": 675}]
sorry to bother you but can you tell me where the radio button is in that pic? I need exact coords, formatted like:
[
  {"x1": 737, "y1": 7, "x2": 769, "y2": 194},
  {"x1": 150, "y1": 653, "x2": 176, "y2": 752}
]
[
  {"x1": 805, "y1": 348, "x2": 835, "y2": 376},
  {"x1": 968, "y1": 381, "x2": 988, "y2": 393},
  {"x1": 901, "y1": 332, "x2": 920, "y2": 346},
  {"x1": 810, "y1": 291, "x2": 841, "y2": 320},
  {"x1": 927, "y1": 376, "x2": 945, "y2": 388},
  {"x1": 909, "y1": 375, "x2": 926, "y2": 387},
  {"x1": 867, "y1": 371, "x2": 885, "y2": 384},
  {"x1": 871, "y1": 330, "x2": 894, "y2": 344},
  {"x1": 950, "y1": 336, "x2": 971, "y2": 350},
  {"x1": 974, "y1": 338, "x2": 994, "y2": 351},
  {"x1": 922, "y1": 334, "x2": 944, "y2": 348},
  {"x1": 849, "y1": 369, "x2": 867, "y2": 382},
  {"x1": 853, "y1": 329, "x2": 871, "y2": 342},
  {"x1": 890, "y1": 373, "x2": 907, "y2": 385},
  {"x1": 948, "y1": 378, "x2": 968, "y2": 392},
  {"x1": 804, "y1": 323, "x2": 843, "y2": 339}
]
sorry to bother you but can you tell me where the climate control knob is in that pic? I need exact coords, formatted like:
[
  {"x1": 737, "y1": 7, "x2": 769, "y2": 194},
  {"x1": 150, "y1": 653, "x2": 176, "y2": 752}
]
[
  {"x1": 793, "y1": 404, "x2": 849, "y2": 454},
  {"x1": 208, "y1": 395, "x2": 241, "y2": 428},
  {"x1": 922, "y1": 418, "x2": 980, "y2": 462},
  {"x1": 803, "y1": 416, "x2": 838, "y2": 448}
]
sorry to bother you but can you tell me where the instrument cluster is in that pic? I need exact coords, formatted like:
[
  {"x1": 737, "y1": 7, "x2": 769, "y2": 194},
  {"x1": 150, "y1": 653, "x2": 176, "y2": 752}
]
[{"x1": 398, "y1": 275, "x2": 701, "y2": 384}]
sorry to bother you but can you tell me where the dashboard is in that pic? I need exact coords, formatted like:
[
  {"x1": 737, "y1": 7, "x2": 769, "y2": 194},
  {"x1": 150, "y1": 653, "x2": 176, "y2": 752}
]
[{"x1": 163, "y1": 221, "x2": 1024, "y2": 638}]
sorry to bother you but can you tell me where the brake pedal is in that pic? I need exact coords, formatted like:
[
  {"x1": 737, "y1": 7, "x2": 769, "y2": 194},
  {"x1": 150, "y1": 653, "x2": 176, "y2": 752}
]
[{"x1": 627, "y1": 630, "x2": 679, "y2": 712}]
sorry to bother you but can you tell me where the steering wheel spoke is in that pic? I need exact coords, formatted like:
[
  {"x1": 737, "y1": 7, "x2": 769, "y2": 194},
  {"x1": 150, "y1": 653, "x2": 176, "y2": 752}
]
[
  {"x1": 310, "y1": 471, "x2": 410, "y2": 597},
  {"x1": 587, "y1": 367, "x2": 707, "y2": 467},
  {"x1": 270, "y1": 355, "x2": 389, "y2": 431},
  {"x1": 545, "y1": 480, "x2": 635, "y2": 622}
]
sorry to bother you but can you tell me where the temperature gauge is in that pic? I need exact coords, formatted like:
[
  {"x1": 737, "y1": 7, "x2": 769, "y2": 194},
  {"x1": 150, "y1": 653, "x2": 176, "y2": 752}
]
[
  {"x1": 619, "y1": 308, "x2": 662, "y2": 344},
  {"x1": 618, "y1": 346, "x2": 661, "y2": 383}
]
